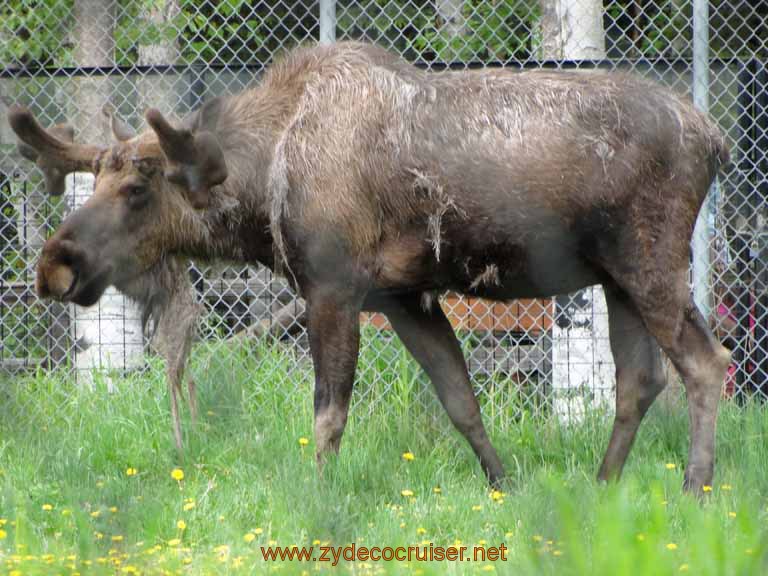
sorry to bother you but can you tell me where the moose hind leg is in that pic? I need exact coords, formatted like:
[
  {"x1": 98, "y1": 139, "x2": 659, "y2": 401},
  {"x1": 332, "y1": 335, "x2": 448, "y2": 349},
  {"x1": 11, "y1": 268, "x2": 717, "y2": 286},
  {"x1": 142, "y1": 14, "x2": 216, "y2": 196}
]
[
  {"x1": 306, "y1": 287, "x2": 363, "y2": 470},
  {"x1": 379, "y1": 293, "x2": 506, "y2": 486},
  {"x1": 598, "y1": 285, "x2": 667, "y2": 482},
  {"x1": 616, "y1": 271, "x2": 730, "y2": 493},
  {"x1": 673, "y1": 304, "x2": 731, "y2": 492}
]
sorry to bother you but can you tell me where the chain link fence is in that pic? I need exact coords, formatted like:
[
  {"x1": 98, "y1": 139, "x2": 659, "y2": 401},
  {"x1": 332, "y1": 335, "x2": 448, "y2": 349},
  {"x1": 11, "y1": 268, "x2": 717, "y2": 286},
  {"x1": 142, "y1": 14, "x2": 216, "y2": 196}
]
[{"x1": 0, "y1": 1, "x2": 765, "y2": 429}]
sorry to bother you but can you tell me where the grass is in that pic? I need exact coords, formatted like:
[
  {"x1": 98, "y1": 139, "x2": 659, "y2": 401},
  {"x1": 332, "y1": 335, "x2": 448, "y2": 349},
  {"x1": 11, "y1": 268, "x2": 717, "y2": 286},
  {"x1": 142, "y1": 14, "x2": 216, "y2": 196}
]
[{"x1": 1, "y1": 335, "x2": 768, "y2": 575}]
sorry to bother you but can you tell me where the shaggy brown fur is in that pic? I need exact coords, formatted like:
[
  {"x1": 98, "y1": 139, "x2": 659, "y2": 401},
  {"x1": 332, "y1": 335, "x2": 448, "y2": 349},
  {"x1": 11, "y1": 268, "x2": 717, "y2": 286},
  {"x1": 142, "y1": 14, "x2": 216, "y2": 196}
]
[{"x1": 10, "y1": 40, "x2": 731, "y2": 491}]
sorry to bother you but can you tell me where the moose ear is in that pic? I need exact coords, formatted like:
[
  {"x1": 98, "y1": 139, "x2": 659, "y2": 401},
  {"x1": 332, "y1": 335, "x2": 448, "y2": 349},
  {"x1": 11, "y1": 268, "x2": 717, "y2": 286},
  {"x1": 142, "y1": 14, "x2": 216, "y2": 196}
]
[
  {"x1": 102, "y1": 104, "x2": 136, "y2": 142},
  {"x1": 145, "y1": 108, "x2": 227, "y2": 210}
]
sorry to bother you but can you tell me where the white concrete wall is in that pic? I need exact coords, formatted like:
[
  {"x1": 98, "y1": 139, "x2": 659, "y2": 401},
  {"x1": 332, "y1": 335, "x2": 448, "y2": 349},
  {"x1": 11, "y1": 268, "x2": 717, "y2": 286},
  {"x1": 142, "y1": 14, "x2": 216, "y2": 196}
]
[
  {"x1": 551, "y1": 286, "x2": 614, "y2": 421},
  {"x1": 67, "y1": 173, "x2": 144, "y2": 387}
]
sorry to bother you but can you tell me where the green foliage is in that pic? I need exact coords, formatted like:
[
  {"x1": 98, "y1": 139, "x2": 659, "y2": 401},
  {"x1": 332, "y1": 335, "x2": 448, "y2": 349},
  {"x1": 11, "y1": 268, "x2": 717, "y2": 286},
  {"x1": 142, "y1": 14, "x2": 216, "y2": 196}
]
[
  {"x1": 172, "y1": 0, "x2": 312, "y2": 64},
  {"x1": 335, "y1": 0, "x2": 539, "y2": 63},
  {"x1": 0, "y1": 0, "x2": 74, "y2": 66},
  {"x1": 410, "y1": 0, "x2": 540, "y2": 63},
  {"x1": 114, "y1": 0, "x2": 181, "y2": 65},
  {"x1": 0, "y1": 1, "x2": 764, "y2": 69}
]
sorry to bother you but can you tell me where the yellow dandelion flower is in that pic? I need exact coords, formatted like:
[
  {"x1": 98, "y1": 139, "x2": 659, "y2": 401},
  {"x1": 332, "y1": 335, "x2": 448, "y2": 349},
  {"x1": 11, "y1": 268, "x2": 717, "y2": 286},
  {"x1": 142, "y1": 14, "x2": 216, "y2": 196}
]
[
  {"x1": 42, "y1": 504, "x2": 53, "y2": 511},
  {"x1": 109, "y1": 507, "x2": 118, "y2": 513},
  {"x1": 170, "y1": 468, "x2": 184, "y2": 481},
  {"x1": 95, "y1": 532, "x2": 104, "y2": 540},
  {"x1": 505, "y1": 531, "x2": 514, "y2": 539},
  {"x1": 679, "y1": 564, "x2": 689, "y2": 572},
  {"x1": 454, "y1": 539, "x2": 463, "y2": 547},
  {"x1": 10, "y1": 571, "x2": 22, "y2": 576},
  {"x1": 232, "y1": 556, "x2": 244, "y2": 568},
  {"x1": 214, "y1": 544, "x2": 230, "y2": 555},
  {"x1": 401, "y1": 489, "x2": 414, "y2": 497},
  {"x1": 312, "y1": 539, "x2": 321, "y2": 545},
  {"x1": 636, "y1": 533, "x2": 646, "y2": 542},
  {"x1": 472, "y1": 505, "x2": 483, "y2": 511},
  {"x1": 702, "y1": 485, "x2": 713, "y2": 492},
  {"x1": 253, "y1": 527, "x2": 264, "y2": 535},
  {"x1": 90, "y1": 510, "x2": 101, "y2": 518},
  {"x1": 402, "y1": 452, "x2": 415, "y2": 461},
  {"x1": 433, "y1": 486, "x2": 442, "y2": 494},
  {"x1": 399, "y1": 522, "x2": 406, "y2": 529},
  {"x1": 96, "y1": 481, "x2": 105, "y2": 488},
  {"x1": 61, "y1": 509, "x2": 72, "y2": 516},
  {"x1": 168, "y1": 539, "x2": 181, "y2": 547},
  {"x1": 112, "y1": 535, "x2": 124, "y2": 542},
  {"x1": 0, "y1": 529, "x2": 6, "y2": 539},
  {"x1": 177, "y1": 520, "x2": 187, "y2": 530},
  {"x1": 268, "y1": 539, "x2": 277, "y2": 546},
  {"x1": 244, "y1": 533, "x2": 256, "y2": 543},
  {"x1": 416, "y1": 527, "x2": 427, "y2": 535},
  {"x1": 183, "y1": 502, "x2": 195, "y2": 511},
  {"x1": 182, "y1": 557, "x2": 192, "y2": 565},
  {"x1": 665, "y1": 463, "x2": 676, "y2": 470},
  {"x1": 728, "y1": 512, "x2": 737, "y2": 518},
  {"x1": 666, "y1": 543, "x2": 678, "y2": 551},
  {"x1": 533, "y1": 535, "x2": 543, "y2": 542},
  {"x1": 490, "y1": 490, "x2": 505, "y2": 501},
  {"x1": 125, "y1": 468, "x2": 137, "y2": 476},
  {"x1": 481, "y1": 566, "x2": 495, "y2": 572},
  {"x1": 298, "y1": 437, "x2": 310, "y2": 446},
  {"x1": 721, "y1": 484, "x2": 732, "y2": 491},
  {"x1": 554, "y1": 550, "x2": 564, "y2": 556},
  {"x1": 0, "y1": 518, "x2": 5, "y2": 525}
]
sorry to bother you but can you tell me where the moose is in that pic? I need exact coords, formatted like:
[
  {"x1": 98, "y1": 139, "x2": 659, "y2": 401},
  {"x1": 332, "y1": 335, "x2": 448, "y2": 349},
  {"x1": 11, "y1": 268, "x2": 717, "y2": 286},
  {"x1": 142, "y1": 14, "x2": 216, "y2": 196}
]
[{"x1": 9, "y1": 40, "x2": 731, "y2": 492}]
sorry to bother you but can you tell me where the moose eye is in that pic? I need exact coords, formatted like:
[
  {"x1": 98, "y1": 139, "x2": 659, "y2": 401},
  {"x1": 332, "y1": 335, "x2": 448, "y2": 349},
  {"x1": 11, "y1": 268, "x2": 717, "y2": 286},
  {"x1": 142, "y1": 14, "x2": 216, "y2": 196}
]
[
  {"x1": 120, "y1": 183, "x2": 150, "y2": 209},
  {"x1": 120, "y1": 183, "x2": 146, "y2": 197}
]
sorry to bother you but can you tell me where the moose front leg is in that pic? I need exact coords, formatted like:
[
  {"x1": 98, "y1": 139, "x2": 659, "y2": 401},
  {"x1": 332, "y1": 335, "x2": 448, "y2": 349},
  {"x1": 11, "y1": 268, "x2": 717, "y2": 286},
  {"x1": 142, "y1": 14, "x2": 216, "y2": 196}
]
[
  {"x1": 375, "y1": 292, "x2": 506, "y2": 486},
  {"x1": 306, "y1": 287, "x2": 363, "y2": 469}
]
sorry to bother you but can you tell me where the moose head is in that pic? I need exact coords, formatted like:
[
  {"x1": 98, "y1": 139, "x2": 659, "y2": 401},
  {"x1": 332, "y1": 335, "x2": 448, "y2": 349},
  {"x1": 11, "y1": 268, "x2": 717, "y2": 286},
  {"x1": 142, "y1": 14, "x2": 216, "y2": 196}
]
[{"x1": 8, "y1": 103, "x2": 228, "y2": 307}]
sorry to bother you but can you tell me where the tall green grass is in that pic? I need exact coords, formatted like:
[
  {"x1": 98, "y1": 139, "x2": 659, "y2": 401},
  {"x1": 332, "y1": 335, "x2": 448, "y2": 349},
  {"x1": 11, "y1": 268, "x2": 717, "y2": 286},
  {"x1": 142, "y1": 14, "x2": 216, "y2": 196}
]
[{"x1": 1, "y1": 337, "x2": 767, "y2": 575}]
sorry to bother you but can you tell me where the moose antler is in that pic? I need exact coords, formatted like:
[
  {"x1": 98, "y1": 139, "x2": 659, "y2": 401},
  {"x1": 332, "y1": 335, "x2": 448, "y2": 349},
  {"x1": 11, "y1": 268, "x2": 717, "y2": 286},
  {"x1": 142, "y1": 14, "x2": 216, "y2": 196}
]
[{"x1": 8, "y1": 106, "x2": 101, "y2": 195}]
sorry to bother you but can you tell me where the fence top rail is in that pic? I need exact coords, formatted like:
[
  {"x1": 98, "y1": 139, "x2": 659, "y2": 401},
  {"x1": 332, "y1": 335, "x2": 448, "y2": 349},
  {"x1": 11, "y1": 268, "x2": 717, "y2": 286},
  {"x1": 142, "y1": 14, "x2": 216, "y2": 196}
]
[{"x1": 0, "y1": 56, "x2": 755, "y2": 80}]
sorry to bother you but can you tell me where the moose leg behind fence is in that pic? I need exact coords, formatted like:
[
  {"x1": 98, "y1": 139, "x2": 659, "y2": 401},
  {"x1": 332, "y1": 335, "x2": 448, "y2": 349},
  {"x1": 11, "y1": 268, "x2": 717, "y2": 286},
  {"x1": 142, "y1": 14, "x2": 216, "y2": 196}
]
[
  {"x1": 376, "y1": 293, "x2": 506, "y2": 487},
  {"x1": 597, "y1": 284, "x2": 668, "y2": 482},
  {"x1": 146, "y1": 260, "x2": 202, "y2": 451}
]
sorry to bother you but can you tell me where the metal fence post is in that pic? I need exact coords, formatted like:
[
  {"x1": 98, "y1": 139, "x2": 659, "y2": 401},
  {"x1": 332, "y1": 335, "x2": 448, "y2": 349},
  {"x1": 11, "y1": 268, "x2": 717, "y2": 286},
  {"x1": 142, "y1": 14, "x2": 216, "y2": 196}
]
[
  {"x1": 319, "y1": 0, "x2": 336, "y2": 45},
  {"x1": 691, "y1": 0, "x2": 712, "y2": 319}
]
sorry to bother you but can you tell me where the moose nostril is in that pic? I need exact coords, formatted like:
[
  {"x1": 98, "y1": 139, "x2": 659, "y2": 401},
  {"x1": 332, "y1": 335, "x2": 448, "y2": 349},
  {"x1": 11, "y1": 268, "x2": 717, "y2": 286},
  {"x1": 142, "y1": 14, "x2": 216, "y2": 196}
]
[
  {"x1": 37, "y1": 239, "x2": 81, "y2": 300},
  {"x1": 35, "y1": 267, "x2": 50, "y2": 298},
  {"x1": 36, "y1": 257, "x2": 76, "y2": 300}
]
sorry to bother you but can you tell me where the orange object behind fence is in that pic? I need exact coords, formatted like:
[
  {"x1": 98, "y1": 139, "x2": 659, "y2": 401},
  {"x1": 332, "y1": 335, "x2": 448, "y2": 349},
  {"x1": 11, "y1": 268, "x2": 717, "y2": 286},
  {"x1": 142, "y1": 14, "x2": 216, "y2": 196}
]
[{"x1": 364, "y1": 294, "x2": 553, "y2": 335}]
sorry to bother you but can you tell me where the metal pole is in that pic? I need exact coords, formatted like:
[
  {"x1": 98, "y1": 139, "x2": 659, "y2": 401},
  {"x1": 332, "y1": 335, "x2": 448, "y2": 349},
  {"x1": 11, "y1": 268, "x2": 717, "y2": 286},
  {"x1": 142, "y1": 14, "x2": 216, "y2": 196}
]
[
  {"x1": 691, "y1": 0, "x2": 711, "y2": 319},
  {"x1": 319, "y1": 0, "x2": 336, "y2": 45}
]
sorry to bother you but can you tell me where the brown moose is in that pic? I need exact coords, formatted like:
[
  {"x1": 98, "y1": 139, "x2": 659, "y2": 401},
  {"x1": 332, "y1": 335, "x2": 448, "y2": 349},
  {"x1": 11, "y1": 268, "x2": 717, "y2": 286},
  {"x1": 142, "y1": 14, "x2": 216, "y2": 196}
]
[{"x1": 9, "y1": 41, "x2": 731, "y2": 492}]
